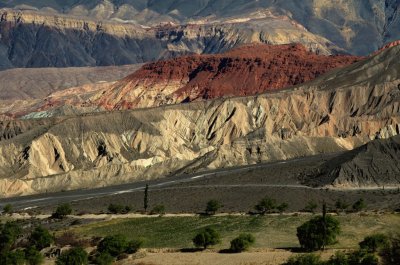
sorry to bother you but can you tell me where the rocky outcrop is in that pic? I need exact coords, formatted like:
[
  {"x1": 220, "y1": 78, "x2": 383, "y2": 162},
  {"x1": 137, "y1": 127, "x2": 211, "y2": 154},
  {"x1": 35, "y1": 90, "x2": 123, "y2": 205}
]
[
  {"x1": 95, "y1": 43, "x2": 361, "y2": 110},
  {"x1": 0, "y1": 44, "x2": 399, "y2": 197},
  {"x1": 2, "y1": 1, "x2": 400, "y2": 56},
  {"x1": 0, "y1": 43, "x2": 361, "y2": 118}
]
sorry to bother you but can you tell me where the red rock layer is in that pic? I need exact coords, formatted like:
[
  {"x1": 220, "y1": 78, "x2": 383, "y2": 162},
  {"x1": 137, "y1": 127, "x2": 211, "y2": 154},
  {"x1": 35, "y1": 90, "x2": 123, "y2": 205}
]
[
  {"x1": 119, "y1": 43, "x2": 362, "y2": 103},
  {"x1": 373, "y1": 40, "x2": 400, "y2": 55}
]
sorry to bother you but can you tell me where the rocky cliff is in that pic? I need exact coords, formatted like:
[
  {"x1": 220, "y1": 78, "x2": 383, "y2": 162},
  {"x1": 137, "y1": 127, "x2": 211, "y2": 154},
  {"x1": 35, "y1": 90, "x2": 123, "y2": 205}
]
[
  {"x1": 0, "y1": 44, "x2": 399, "y2": 197},
  {"x1": 1, "y1": 0, "x2": 400, "y2": 57},
  {"x1": 0, "y1": 8, "x2": 338, "y2": 69}
]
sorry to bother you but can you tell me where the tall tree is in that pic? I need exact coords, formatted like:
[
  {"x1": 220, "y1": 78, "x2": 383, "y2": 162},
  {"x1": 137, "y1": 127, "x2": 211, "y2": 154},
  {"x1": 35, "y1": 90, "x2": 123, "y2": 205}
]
[{"x1": 144, "y1": 184, "x2": 149, "y2": 212}]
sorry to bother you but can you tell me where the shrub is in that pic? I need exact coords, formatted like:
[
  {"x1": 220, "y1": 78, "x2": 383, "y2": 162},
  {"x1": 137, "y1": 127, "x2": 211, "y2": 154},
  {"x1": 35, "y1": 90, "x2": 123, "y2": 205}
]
[
  {"x1": 326, "y1": 251, "x2": 348, "y2": 265},
  {"x1": 126, "y1": 239, "x2": 143, "y2": 254},
  {"x1": 0, "y1": 249, "x2": 25, "y2": 265},
  {"x1": 56, "y1": 247, "x2": 88, "y2": 265},
  {"x1": 52, "y1": 204, "x2": 72, "y2": 219},
  {"x1": 296, "y1": 215, "x2": 340, "y2": 251},
  {"x1": 304, "y1": 201, "x2": 318, "y2": 213},
  {"x1": 380, "y1": 234, "x2": 400, "y2": 265},
  {"x1": 25, "y1": 247, "x2": 44, "y2": 265},
  {"x1": 93, "y1": 252, "x2": 114, "y2": 265},
  {"x1": 2, "y1": 204, "x2": 13, "y2": 215},
  {"x1": 0, "y1": 221, "x2": 22, "y2": 252},
  {"x1": 29, "y1": 226, "x2": 54, "y2": 250},
  {"x1": 193, "y1": 228, "x2": 221, "y2": 249},
  {"x1": 352, "y1": 199, "x2": 366, "y2": 212},
  {"x1": 229, "y1": 233, "x2": 255, "y2": 253},
  {"x1": 359, "y1": 234, "x2": 389, "y2": 253},
  {"x1": 283, "y1": 253, "x2": 322, "y2": 265},
  {"x1": 205, "y1": 200, "x2": 222, "y2": 215},
  {"x1": 277, "y1": 202, "x2": 289, "y2": 213},
  {"x1": 335, "y1": 199, "x2": 349, "y2": 213},
  {"x1": 255, "y1": 197, "x2": 277, "y2": 214},
  {"x1": 150, "y1": 205, "x2": 166, "y2": 216},
  {"x1": 107, "y1": 204, "x2": 130, "y2": 214},
  {"x1": 97, "y1": 235, "x2": 128, "y2": 257},
  {"x1": 347, "y1": 250, "x2": 379, "y2": 265}
]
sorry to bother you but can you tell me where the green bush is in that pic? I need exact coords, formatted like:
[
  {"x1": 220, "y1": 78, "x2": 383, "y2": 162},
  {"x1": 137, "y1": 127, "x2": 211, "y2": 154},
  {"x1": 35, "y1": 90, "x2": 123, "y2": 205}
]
[
  {"x1": 97, "y1": 234, "x2": 141, "y2": 257},
  {"x1": 2, "y1": 204, "x2": 13, "y2": 215},
  {"x1": 0, "y1": 221, "x2": 22, "y2": 253},
  {"x1": 25, "y1": 247, "x2": 44, "y2": 265},
  {"x1": 150, "y1": 205, "x2": 166, "y2": 216},
  {"x1": 380, "y1": 234, "x2": 400, "y2": 265},
  {"x1": 107, "y1": 204, "x2": 131, "y2": 214},
  {"x1": 0, "y1": 249, "x2": 25, "y2": 265},
  {"x1": 52, "y1": 204, "x2": 72, "y2": 219},
  {"x1": 192, "y1": 227, "x2": 221, "y2": 249},
  {"x1": 326, "y1": 251, "x2": 348, "y2": 265},
  {"x1": 29, "y1": 226, "x2": 54, "y2": 250},
  {"x1": 229, "y1": 233, "x2": 255, "y2": 253},
  {"x1": 359, "y1": 234, "x2": 389, "y2": 253},
  {"x1": 348, "y1": 250, "x2": 379, "y2": 265},
  {"x1": 283, "y1": 253, "x2": 322, "y2": 265},
  {"x1": 277, "y1": 202, "x2": 289, "y2": 213},
  {"x1": 335, "y1": 200, "x2": 349, "y2": 213},
  {"x1": 255, "y1": 197, "x2": 277, "y2": 214},
  {"x1": 304, "y1": 201, "x2": 318, "y2": 213},
  {"x1": 56, "y1": 247, "x2": 88, "y2": 265},
  {"x1": 97, "y1": 235, "x2": 128, "y2": 257},
  {"x1": 352, "y1": 199, "x2": 366, "y2": 212},
  {"x1": 93, "y1": 252, "x2": 114, "y2": 265},
  {"x1": 205, "y1": 200, "x2": 222, "y2": 215},
  {"x1": 296, "y1": 215, "x2": 340, "y2": 251}
]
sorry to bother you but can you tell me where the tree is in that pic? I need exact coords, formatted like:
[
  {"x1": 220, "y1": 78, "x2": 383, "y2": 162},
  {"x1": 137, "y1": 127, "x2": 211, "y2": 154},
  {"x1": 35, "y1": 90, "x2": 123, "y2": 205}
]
[
  {"x1": 304, "y1": 201, "x2": 318, "y2": 214},
  {"x1": 192, "y1": 228, "x2": 221, "y2": 249},
  {"x1": 277, "y1": 202, "x2": 289, "y2": 214},
  {"x1": 230, "y1": 234, "x2": 255, "y2": 253},
  {"x1": 144, "y1": 184, "x2": 149, "y2": 212},
  {"x1": 283, "y1": 253, "x2": 322, "y2": 265},
  {"x1": 205, "y1": 200, "x2": 222, "y2": 215},
  {"x1": 352, "y1": 199, "x2": 366, "y2": 212},
  {"x1": 126, "y1": 239, "x2": 142, "y2": 254},
  {"x1": 97, "y1": 235, "x2": 128, "y2": 257},
  {"x1": 56, "y1": 247, "x2": 88, "y2": 265},
  {"x1": 93, "y1": 252, "x2": 114, "y2": 265},
  {"x1": 296, "y1": 215, "x2": 340, "y2": 251},
  {"x1": 29, "y1": 226, "x2": 54, "y2": 250},
  {"x1": 52, "y1": 204, "x2": 72, "y2": 219},
  {"x1": 255, "y1": 197, "x2": 277, "y2": 214},
  {"x1": 2, "y1": 204, "x2": 13, "y2": 215},
  {"x1": 0, "y1": 221, "x2": 22, "y2": 253},
  {"x1": 25, "y1": 247, "x2": 44, "y2": 265},
  {"x1": 359, "y1": 234, "x2": 389, "y2": 253}
]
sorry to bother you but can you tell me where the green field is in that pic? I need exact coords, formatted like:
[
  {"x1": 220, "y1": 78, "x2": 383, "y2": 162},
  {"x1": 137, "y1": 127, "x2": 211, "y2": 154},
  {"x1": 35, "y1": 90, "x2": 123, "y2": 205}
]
[{"x1": 71, "y1": 213, "x2": 400, "y2": 249}]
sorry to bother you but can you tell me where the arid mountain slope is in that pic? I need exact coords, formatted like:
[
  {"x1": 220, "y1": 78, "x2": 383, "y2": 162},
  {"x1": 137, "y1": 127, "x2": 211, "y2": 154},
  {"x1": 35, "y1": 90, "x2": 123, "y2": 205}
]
[
  {"x1": 0, "y1": 64, "x2": 142, "y2": 100},
  {"x1": 0, "y1": 45, "x2": 399, "y2": 197},
  {"x1": 0, "y1": 43, "x2": 361, "y2": 118},
  {"x1": 1, "y1": 0, "x2": 400, "y2": 55},
  {"x1": 304, "y1": 135, "x2": 400, "y2": 188},
  {"x1": 0, "y1": 8, "x2": 338, "y2": 69}
]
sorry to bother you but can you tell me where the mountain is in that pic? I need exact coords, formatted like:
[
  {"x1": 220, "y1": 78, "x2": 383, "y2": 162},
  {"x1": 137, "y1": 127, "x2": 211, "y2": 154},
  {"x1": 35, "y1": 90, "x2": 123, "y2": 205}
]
[
  {"x1": 2, "y1": 43, "x2": 361, "y2": 118},
  {"x1": 0, "y1": 0, "x2": 399, "y2": 60},
  {"x1": 0, "y1": 43, "x2": 399, "y2": 197},
  {"x1": 0, "y1": 8, "x2": 339, "y2": 70}
]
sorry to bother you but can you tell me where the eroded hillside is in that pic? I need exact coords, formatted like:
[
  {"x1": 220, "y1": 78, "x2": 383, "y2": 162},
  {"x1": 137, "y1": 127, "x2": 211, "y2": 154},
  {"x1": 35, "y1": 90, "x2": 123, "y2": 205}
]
[{"x1": 0, "y1": 45, "x2": 399, "y2": 197}]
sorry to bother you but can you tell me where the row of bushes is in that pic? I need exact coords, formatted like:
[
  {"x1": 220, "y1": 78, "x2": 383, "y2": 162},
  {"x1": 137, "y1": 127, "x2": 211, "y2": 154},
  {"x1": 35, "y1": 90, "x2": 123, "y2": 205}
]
[{"x1": 285, "y1": 233, "x2": 400, "y2": 265}]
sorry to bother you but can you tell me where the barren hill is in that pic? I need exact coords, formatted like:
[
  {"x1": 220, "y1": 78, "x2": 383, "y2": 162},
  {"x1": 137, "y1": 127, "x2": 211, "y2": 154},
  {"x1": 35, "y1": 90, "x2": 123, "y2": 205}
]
[{"x1": 0, "y1": 44, "x2": 399, "y2": 197}]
